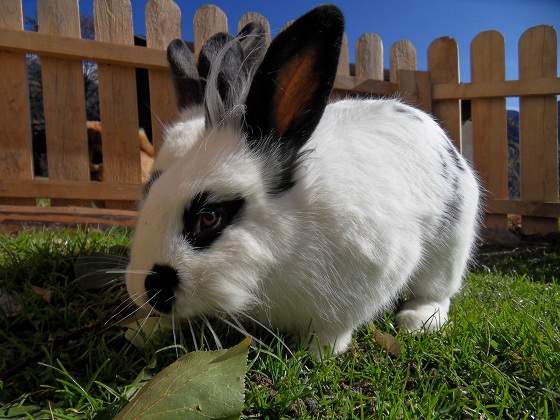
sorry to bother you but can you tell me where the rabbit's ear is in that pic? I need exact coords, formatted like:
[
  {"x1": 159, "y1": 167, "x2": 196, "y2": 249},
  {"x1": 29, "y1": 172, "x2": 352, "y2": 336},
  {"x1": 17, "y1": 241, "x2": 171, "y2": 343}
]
[
  {"x1": 243, "y1": 5, "x2": 344, "y2": 192},
  {"x1": 200, "y1": 33, "x2": 247, "y2": 128},
  {"x1": 167, "y1": 39, "x2": 203, "y2": 111},
  {"x1": 197, "y1": 32, "x2": 235, "y2": 82},
  {"x1": 244, "y1": 6, "x2": 343, "y2": 143},
  {"x1": 237, "y1": 22, "x2": 267, "y2": 73}
]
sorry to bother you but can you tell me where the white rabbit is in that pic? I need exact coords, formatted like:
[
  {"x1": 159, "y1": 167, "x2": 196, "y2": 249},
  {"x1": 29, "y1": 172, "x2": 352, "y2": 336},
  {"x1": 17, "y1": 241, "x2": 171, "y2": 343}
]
[{"x1": 125, "y1": 5, "x2": 480, "y2": 355}]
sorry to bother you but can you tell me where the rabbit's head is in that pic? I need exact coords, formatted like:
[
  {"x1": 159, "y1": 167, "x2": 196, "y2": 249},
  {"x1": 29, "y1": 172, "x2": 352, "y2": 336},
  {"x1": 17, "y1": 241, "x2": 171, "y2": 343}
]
[{"x1": 126, "y1": 6, "x2": 345, "y2": 320}]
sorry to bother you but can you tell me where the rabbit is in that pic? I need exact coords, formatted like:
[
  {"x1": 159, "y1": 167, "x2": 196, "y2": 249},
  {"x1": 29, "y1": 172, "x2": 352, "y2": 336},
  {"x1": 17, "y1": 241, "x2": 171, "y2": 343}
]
[{"x1": 125, "y1": 4, "x2": 480, "y2": 355}]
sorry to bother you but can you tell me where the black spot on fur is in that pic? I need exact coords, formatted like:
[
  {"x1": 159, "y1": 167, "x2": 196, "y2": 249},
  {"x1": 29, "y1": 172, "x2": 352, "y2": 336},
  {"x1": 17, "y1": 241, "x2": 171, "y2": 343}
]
[
  {"x1": 445, "y1": 141, "x2": 465, "y2": 172},
  {"x1": 394, "y1": 104, "x2": 423, "y2": 122},
  {"x1": 143, "y1": 170, "x2": 162, "y2": 198},
  {"x1": 145, "y1": 264, "x2": 180, "y2": 313},
  {"x1": 182, "y1": 192, "x2": 245, "y2": 250}
]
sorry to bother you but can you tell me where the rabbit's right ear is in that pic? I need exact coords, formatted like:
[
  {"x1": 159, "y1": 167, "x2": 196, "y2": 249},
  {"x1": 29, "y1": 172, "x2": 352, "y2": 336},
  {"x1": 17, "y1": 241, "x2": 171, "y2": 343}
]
[
  {"x1": 243, "y1": 5, "x2": 344, "y2": 193},
  {"x1": 167, "y1": 39, "x2": 203, "y2": 111}
]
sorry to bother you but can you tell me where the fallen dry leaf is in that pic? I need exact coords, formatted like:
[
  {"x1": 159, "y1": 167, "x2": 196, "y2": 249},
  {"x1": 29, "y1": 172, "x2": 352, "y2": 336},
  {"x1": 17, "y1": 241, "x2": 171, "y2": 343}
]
[
  {"x1": 373, "y1": 328, "x2": 402, "y2": 357},
  {"x1": 31, "y1": 285, "x2": 53, "y2": 304}
]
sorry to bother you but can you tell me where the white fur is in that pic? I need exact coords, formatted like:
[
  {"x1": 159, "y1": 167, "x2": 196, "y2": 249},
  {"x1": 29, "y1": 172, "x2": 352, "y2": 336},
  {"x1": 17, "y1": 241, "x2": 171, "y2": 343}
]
[{"x1": 127, "y1": 97, "x2": 479, "y2": 354}]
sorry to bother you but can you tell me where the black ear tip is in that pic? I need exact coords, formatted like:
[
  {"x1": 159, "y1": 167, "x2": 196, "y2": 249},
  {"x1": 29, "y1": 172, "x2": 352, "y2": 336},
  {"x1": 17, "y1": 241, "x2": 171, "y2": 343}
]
[
  {"x1": 167, "y1": 39, "x2": 189, "y2": 63},
  {"x1": 305, "y1": 4, "x2": 344, "y2": 27},
  {"x1": 239, "y1": 21, "x2": 266, "y2": 37}
]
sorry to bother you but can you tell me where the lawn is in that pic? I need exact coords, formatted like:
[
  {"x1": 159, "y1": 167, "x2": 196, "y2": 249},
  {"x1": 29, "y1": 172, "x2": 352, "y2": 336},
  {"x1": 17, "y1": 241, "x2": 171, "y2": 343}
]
[{"x1": 1, "y1": 227, "x2": 559, "y2": 419}]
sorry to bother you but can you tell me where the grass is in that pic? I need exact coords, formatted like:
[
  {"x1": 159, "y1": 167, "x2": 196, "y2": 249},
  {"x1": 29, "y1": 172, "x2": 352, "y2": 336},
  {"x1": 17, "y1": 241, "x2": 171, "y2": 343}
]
[{"x1": 1, "y1": 227, "x2": 559, "y2": 419}]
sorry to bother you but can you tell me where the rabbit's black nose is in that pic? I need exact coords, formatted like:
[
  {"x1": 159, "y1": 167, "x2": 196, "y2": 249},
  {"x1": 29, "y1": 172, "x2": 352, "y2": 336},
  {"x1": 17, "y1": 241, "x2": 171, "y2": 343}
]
[{"x1": 145, "y1": 264, "x2": 179, "y2": 313}]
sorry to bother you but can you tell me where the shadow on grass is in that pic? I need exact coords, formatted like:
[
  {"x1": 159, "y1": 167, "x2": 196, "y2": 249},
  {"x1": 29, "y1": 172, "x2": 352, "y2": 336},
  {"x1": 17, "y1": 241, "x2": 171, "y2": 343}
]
[{"x1": 474, "y1": 233, "x2": 560, "y2": 283}]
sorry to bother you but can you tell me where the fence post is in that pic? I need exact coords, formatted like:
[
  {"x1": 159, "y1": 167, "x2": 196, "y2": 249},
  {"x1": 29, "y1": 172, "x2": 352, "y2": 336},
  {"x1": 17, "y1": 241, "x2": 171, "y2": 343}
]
[
  {"x1": 398, "y1": 70, "x2": 432, "y2": 114},
  {"x1": 519, "y1": 25, "x2": 559, "y2": 235},
  {"x1": 0, "y1": 0, "x2": 34, "y2": 206},
  {"x1": 238, "y1": 12, "x2": 271, "y2": 46},
  {"x1": 390, "y1": 39, "x2": 416, "y2": 83},
  {"x1": 193, "y1": 5, "x2": 228, "y2": 60},
  {"x1": 356, "y1": 33, "x2": 383, "y2": 81},
  {"x1": 145, "y1": 0, "x2": 181, "y2": 152},
  {"x1": 38, "y1": 0, "x2": 90, "y2": 207},
  {"x1": 94, "y1": 0, "x2": 141, "y2": 208},
  {"x1": 338, "y1": 33, "x2": 350, "y2": 77},
  {"x1": 470, "y1": 30, "x2": 508, "y2": 230},
  {"x1": 428, "y1": 37, "x2": 462, "y2": 151}
]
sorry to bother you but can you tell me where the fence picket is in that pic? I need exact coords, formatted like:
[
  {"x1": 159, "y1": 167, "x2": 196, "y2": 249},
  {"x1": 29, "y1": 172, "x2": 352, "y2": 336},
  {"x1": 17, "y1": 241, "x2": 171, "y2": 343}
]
[
  {"x1": 355, "y1": 33, "x2": 383, "y2": 81},
  {"x1": 238, "y1": 12, "x2": 271, "y2": 46},
  {"x1": 194, "y1": 5, "x2": 228, "y2": 60},
  {"x1": 38, "y1": 0, "x2": 90, "y2": 207},
  {"x1": 337, "y1": 33, "x2": 350, "y2": 77},
  {"x1": 0, "y1": 0, "x2": 34, "y2": 206},
  {"x1": 94, "y1": 0, "x2": 140, "y2": 209},
  {"x1": 471, "y1": 30, "x2": 508, "y2": 230},
  {"x1": 428, "y1": 37, "x2": 462, "y2": 150},
  {"x1": 0, "y1": 2, "x2": 558, "y2": 233},
  {"x1": 519, "y1": 25, "x2": 559, "y2": 234},
  {"x1": 145, "y1": 0, "x2": 181, "y2": 151},
  {"x1": 390, "y1": 39, "x2": 416, "y2": 83}
]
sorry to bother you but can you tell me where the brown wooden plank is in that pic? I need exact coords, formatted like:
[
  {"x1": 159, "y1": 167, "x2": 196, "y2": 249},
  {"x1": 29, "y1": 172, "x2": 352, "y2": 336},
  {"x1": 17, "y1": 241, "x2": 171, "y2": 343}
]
[
  {"x1": 397, "y1": 70, "x2": 432, "y2": 114},
  {"x1": 193, "y1": 4, "x2": 227, "y2": 60},
  {"x1": 433, "y1": 77, "x2": 560, "y2": 100},
  {"x1": 390, "y1": 39, "x2": 416, "y2": 83},
  {"x1": 238, "y1": 12, "x2": 271, "y2": 46},
  {"x1": 0, "y1": 28, "x2": 167, "y2": 69},
  {"x1": 0, "y1": 179, "x2": 142, "y2": 201},
  {"x1": 355, "y1": 33, "x2": 383, "y2": 81},
  {"x1": 0, "y1": 205, "x2": 137, "y2": 231},
  {"x1": 38, "y1": 0, "x2": 90, "y2": 207},
  {"x1": 337, "y1": 33, "x2": 350, "y2": 77},
  {"x1": 145, "y1": 0, "x2": 181, "y2": 152},
  {"x1": 333, "y1": 76, "x2": 397, "y2": 97},
  {"x1": 519, "y1": 25, "x2": 559, "y2": 234},
  {"x1": 428, "y1": 37, "x2": 462, "y2": 151},
  {"x1": 486, "y1": 199, "x2": 560, "y2": 218},
  {"x1": 0, "y1": 0, "x2": 35, "y2": 206},
  {"x1": 94, "y1": 0, "x2": 140, "y2": 209},
  {"x1": 470, "y1": 30, "x2": 508, "y2": 230}
]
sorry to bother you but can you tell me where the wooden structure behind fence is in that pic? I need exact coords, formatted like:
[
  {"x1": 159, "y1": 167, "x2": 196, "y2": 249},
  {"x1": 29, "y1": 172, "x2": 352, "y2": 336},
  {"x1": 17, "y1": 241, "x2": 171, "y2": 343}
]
[{"x1": 1, "y1": 0, "x2": 559, "y2": 234}]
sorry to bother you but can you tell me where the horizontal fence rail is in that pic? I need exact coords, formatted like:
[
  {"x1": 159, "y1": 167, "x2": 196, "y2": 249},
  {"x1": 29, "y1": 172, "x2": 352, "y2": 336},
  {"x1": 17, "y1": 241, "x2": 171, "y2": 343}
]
[{"x1": 0, "y1": 0, "x2": 559, "y2": 235}]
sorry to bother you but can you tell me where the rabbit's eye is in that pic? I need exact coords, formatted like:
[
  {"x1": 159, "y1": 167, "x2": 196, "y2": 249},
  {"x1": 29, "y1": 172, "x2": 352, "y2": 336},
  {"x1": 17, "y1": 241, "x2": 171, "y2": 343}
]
[
  {"x1": 198, "y1": 210, "x2": 222, "y2": 231},
  {"x1": 183, "y1": 193, "x2": 245, "y2": 250}
]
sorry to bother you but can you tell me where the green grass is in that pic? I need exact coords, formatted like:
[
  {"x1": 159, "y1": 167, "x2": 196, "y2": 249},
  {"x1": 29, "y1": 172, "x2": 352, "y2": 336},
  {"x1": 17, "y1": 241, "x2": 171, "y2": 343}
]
[{"x1": 1, "y1": 227, "x2": 559, "y2": 419}]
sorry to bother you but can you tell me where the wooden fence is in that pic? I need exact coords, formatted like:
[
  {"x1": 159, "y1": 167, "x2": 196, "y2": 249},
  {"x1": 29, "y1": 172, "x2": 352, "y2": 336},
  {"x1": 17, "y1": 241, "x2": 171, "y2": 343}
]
[{"x1": 1, "y1": 0, "x2": 559, "y2": 235}]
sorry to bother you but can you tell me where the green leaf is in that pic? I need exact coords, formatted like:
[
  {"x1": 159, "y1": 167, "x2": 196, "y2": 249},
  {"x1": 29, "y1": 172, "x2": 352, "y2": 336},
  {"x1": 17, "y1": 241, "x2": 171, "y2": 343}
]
[{"x1": 115, "y1": 336, "x2": 251, "y2": 419}]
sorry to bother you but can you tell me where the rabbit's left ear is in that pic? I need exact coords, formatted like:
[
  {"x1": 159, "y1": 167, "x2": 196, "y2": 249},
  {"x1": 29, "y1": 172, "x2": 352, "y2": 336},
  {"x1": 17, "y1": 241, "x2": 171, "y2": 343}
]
[{"x1": 243, "y1": 5, "x2": 344, "y2": 149}]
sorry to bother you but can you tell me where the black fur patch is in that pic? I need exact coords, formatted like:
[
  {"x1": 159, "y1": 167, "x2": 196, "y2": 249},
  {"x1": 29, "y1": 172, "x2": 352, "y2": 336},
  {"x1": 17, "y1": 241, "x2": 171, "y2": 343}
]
[
  {"x1": 439, "y1": 175, "x2": 463, "y2": 233},
  {"x1": 182, "y1": 192, "x2": 245, "y2": 250},
  {"x1": 394, "y1": 104, "x2": 423, "y2": 122},
  {"x1": 445, "y1": 140, "x2": 466, "y2": 172},
  {"x1": 143, "y1": 170, "x2": 162, "y2": 198}
]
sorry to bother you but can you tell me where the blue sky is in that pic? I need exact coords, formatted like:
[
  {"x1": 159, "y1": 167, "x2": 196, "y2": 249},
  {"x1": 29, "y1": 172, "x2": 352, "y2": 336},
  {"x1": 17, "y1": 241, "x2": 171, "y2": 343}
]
[{"x1": 23, "y1": 0, "x2": 559, "y2": 85}]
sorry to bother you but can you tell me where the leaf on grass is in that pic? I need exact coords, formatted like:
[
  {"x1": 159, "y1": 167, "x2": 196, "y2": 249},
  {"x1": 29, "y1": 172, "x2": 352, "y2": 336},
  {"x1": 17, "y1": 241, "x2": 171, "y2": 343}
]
[
  {"x1": 0, "y1": 291, "x2": 21, "y2": 317},
  {"x1": 373, "y1": 328, "x2": 402, "y2": 357},
  {"x1": 31, "y1": 285, "x2": 53, "y2": 303},
  {"x1": 115, "y1": 336, "x2": 251, "y2": 419},
  {"x1": 124, "y1": 317, "x2": 169, "y2": 348}
]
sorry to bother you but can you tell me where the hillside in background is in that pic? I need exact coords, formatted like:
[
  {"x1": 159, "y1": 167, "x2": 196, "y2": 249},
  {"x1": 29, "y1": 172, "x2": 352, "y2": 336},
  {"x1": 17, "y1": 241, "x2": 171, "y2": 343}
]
[{"x1": 507, "y1": 100, "x2": 560, "y2": 199}]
